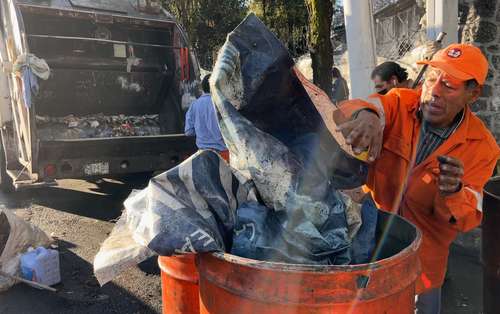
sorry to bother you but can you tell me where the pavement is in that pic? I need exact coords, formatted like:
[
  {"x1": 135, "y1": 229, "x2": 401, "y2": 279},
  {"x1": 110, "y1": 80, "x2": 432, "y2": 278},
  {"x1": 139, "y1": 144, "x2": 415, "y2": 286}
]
[
  {"x1": 443, "y1": 244, "x2": 483, "y2": 314},
  {"x1": 0, "y1": 177, "x2": 161, "y2": 314},
  {"x1": 0, "y1": 177, "x2": 485, "y2": 314}
]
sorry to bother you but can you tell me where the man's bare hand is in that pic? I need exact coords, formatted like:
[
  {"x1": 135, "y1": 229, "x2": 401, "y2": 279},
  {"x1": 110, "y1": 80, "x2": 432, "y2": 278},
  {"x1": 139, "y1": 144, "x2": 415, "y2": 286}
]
[
  {"x1": 437, "y1": 155, "x2": 464, "y2": 195},
  {"x1": 336, "y1": 110, "x2": 383, "y2": 162}
]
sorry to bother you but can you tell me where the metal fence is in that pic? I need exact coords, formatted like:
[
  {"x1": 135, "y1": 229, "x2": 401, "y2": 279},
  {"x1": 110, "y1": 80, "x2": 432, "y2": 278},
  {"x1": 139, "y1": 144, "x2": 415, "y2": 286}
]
[
  {"x1": 373, "y1": 1, "x2": 426, "y2": 60},
  {"x1": 373, "y1": 0, "x2": 400, "y2": 12}
]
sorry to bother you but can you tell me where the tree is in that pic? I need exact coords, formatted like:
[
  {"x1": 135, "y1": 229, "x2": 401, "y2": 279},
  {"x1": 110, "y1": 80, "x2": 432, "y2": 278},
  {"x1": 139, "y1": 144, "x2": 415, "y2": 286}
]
[
  {"x1": 163, "y1": 0, "x2": 247, "y2": 68},
  {"x1": 248, "y1": 0, "x2": 309, "y2": 57},
  {"x1": 305, "y1": 0, "x2": 334, "y2": 97},
  {"x1": 162, "y1": 0, "x2": 198, "y2": 38}
]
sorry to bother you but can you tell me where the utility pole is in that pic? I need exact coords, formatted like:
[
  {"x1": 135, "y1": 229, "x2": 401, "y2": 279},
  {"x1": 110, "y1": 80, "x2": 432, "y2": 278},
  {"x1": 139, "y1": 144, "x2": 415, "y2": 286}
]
[
  {"x1": 426, "y1": 0, "x2": 458, "y2": 45},
  {"x1": 343, "y1": 0, "x2": 377, "y2": 98}
]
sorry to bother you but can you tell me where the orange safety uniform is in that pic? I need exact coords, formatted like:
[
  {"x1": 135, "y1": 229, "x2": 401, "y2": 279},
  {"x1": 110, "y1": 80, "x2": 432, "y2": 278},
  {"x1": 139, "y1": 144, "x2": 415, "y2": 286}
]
[{"x1": 339, "y1": 87, "x2": 500, "y2": 293}]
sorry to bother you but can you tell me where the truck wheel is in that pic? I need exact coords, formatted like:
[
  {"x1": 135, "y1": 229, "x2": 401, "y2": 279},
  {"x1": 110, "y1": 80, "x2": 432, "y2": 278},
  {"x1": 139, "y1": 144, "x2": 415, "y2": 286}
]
[{"x1": 0, "y1": 136, "x2": 13, "y2": 193}]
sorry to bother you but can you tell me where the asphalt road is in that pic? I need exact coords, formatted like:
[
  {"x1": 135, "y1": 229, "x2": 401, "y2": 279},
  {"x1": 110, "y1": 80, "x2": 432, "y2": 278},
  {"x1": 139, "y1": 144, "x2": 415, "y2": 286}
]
[
  {"x1": 0, "y1": 177, "x2": 162, "y2": 314},
  {"x1": 0, "y1": 177, "x2": 484, "y2": 314}
]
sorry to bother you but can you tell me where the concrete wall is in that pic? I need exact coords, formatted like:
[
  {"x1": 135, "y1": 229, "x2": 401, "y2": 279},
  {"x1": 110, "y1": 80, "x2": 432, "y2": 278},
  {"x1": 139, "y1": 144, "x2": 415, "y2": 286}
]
[{"x1": 461, "y1": 0, "x2": 500, "y2": 142}]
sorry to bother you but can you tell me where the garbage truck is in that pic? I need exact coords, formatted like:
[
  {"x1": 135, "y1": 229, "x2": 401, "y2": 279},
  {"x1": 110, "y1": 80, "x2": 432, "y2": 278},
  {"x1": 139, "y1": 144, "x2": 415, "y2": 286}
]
[{"x1": 0, "y1": 0, "x2": 199, "y2": 191}]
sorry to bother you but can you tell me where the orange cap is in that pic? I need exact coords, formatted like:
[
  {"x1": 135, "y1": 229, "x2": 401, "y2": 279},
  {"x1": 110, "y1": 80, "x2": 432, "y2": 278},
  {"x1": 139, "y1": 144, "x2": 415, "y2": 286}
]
[{"x1": 417, "y1": 43, "x2": 489, "y2": 85}]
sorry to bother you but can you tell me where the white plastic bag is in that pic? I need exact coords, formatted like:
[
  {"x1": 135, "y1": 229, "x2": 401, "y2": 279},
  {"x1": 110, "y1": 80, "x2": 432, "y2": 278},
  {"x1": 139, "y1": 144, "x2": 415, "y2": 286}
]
[{"x1": 93, "y1": 190, "x2": 155, "y2": 286}]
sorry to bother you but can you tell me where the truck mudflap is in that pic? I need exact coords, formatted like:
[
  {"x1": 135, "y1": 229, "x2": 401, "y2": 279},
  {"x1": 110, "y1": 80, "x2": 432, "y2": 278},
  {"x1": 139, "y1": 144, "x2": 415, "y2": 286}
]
[{"x1": 36, "y1": 135, "x2": 196, "y2": 180}]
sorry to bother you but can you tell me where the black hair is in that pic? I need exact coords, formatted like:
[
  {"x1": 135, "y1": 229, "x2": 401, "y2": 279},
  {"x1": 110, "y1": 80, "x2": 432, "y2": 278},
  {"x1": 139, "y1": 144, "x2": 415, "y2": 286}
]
[
  {"x1": 371, "y1": 61, "x2": 409, "y2": 83},
  {"x1": 332, "y1": 67, "x2": 342, "y2": 78},
  {"x1": 202, "y1": 74, "x2": 211, "y2": 93}
]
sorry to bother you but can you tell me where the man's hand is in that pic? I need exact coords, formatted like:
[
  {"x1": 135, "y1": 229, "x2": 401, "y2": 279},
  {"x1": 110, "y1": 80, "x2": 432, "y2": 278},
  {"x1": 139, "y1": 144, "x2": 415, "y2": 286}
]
[
  {"x1": 336, "y1": 110, "x2": 383, "y2": 162},
  {"x1": 436, "y1": 155, "x2": 464, "y2": 195}
]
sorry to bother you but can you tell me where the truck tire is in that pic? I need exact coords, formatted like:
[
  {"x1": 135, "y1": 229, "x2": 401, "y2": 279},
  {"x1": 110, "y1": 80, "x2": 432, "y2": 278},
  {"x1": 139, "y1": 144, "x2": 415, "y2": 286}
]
[{"x1": 0, "y1": 135, "x2": 13, "y2": 193}]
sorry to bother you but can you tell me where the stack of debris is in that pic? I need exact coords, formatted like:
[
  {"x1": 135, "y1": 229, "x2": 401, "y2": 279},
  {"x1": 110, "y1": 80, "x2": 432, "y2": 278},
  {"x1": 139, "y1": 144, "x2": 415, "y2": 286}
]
[
  {"x1": 36, "y1": 113, "x2": 161, "y2": 140},
  {"x1": 94, "y1": 14, "x2": 378, "y2": 286}
]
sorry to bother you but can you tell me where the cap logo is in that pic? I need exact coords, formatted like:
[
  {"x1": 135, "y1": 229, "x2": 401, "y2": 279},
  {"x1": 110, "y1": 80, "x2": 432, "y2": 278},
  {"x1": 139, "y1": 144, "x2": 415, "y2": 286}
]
[{"x1": 447, "y1": 48, "x2": 462, "y2": 58}]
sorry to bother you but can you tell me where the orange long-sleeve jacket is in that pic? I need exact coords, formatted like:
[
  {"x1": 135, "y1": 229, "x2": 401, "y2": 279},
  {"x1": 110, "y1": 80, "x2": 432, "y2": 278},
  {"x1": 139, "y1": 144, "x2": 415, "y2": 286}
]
[{"x1": 340, "y1": 88, "x2": 500, "y2": 293}]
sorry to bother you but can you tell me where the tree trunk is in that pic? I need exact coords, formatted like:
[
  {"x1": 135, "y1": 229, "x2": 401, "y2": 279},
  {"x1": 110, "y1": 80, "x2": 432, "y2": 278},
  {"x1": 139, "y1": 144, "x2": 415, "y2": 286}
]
[{"x1": 305, "y1": 0, "x2": 333, "y2": 97}]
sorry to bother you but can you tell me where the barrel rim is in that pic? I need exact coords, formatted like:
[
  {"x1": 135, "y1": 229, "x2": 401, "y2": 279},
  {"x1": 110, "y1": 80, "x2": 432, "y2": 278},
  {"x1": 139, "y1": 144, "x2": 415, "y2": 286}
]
[
  {"x1": 208, "y1": 212, "x2": 422, "y2": 273},
  {"x1": 158, "y1": 254, "x2": 199, "y2": 283},
  {"x1": 197, "y1": 213, "x2": 422, "y2": 304}
]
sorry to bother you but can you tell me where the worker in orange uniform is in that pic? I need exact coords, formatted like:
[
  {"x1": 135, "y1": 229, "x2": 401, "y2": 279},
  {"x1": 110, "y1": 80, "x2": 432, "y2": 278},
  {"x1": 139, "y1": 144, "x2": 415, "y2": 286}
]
[{"x1": 336, "y1": 43, "x2": 500, "y2": 314}]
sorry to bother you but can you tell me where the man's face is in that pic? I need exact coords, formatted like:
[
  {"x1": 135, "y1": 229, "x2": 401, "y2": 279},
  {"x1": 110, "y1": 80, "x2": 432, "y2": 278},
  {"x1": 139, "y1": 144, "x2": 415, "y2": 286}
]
[
  {"x1": 372, "y1": 75, "x2": 394, "y2": 95},
  {"x1": 420, "y1": 68, "x2": 480, "y2": 127}
]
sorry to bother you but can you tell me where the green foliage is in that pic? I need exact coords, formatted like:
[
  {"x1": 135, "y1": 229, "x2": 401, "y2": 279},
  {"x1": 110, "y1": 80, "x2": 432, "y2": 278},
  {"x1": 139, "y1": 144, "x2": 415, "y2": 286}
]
[
  {"x1": 162, "y1": 0, "x2": 247, "y2": 69},
  {"x1": 248, "y1": 0, "x2": 309, "y2": 56},
  {"x1": 162, "y1": 0, "x2": 335, "y2": 91}
]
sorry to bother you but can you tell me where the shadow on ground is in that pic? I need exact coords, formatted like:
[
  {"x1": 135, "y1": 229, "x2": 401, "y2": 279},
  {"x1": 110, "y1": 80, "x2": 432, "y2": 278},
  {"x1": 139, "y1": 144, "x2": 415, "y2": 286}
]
[
  {"x1": 0, "y1": 240, "x2": 158, "y2": 314},
  {"x1": 0, "y1": 175, "x2": 150, "y2": 221}
]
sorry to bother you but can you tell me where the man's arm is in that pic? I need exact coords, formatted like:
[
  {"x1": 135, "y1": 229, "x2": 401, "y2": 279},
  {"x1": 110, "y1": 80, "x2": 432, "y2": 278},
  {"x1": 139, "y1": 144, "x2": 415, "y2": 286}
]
[
  {"x1": 334, "y1": 92, "x2": 397, "y2": 162},
  {"x1": 334, "y1": 89, "x2": 420, "y2": 162},
  {"x1": 184, "y1": 103, "x2": 195, "y2": 136}
]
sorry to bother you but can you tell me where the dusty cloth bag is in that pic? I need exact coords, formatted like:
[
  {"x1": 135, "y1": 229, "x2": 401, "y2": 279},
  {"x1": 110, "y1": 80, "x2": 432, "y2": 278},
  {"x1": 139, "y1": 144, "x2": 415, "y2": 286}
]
[
  {"x1": 211, "y1": 13, "x2": 368, "y2": 195},
  {"x1": 209, "y1": 14, "x2": 371, "y2": 265},
  {"x1": 94, "y1": 150, "x2": 258, "y2": 285}
]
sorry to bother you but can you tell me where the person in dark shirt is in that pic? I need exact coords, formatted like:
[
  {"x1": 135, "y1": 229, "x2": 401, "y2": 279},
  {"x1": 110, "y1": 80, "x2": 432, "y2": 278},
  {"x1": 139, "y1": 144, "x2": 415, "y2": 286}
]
[{"x1": 331, "y1": 67, "x2": 349, "y2": 103}]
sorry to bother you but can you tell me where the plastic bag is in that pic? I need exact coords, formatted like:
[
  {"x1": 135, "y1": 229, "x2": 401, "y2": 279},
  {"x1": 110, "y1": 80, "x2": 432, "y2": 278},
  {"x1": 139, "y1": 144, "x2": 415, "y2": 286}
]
[
  {"x1": 350, "y1": 197, "x2": 378, "y2": 264},
  {"x1": 94, "y1": 15, "x2": 378, "y2": 284},
  {"x1": 209, "y1": 14, "x2": 370, "y2": 264},
  {"x1": 0, "y1": 209, "x2": 51, "y2": 291},
  {"x1": 94, "y1": 150, "x2": 258, "y2": 285},
  {"x1": 231, "y1": 202, "x2": 351, "y2": 265},
  {"x1": 211, "y1": 14, "x2": 368, "y2": 193}
]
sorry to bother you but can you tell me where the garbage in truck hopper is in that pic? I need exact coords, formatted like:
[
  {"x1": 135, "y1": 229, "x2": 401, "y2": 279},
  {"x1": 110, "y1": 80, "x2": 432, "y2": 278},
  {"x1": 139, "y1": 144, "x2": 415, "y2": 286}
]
[
  {"x1": 94, "y1": 14, "x2": 377, "y2": 286},
  {"x1": 36, "y1": 113, "x2": 162, "y2": 140}
]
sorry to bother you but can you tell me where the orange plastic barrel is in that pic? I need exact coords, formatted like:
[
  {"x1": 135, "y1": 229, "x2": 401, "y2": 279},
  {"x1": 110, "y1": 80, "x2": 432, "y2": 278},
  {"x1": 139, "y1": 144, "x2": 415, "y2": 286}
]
[
  {"x1": 158, "y1": 254, "x2": 200, "y2": 314},
  {"x1": 197, "y1": 211, "x2": 422, "y2": 314}
]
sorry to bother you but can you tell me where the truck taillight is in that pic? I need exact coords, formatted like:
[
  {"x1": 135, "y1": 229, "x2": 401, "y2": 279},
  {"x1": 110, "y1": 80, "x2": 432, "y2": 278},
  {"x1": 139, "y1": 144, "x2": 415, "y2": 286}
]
[{"x1": 44, "y1": 164, "x2": 57, "y2": 177}]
